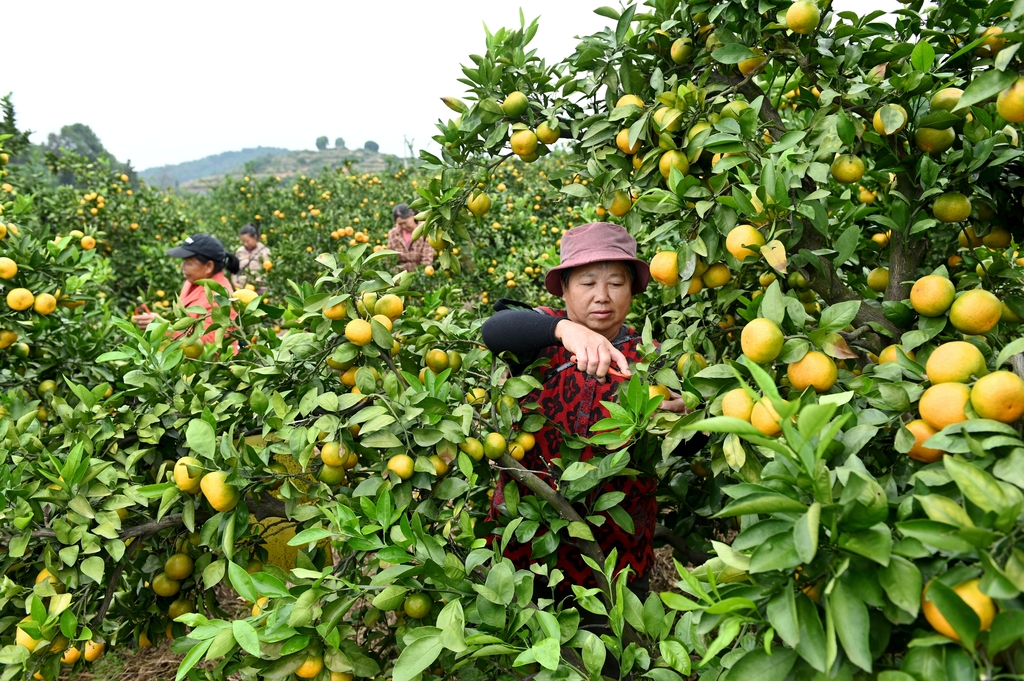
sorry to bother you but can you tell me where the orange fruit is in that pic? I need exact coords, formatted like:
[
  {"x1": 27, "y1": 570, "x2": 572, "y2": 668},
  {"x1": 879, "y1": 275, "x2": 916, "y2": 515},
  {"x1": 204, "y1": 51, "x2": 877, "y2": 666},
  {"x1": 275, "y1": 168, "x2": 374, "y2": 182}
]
[
  {"x1": 61, "y1": 645, "x2": 82, "y2": 664},
  {"x1": 702, "y1": 263, "x2": 731, "y2": 288},
  {"x1": 403, "y1": 593, "x2": 433, "y2": 619},
  {"x1": 164, "y1": 553, "x2": 194, "y2": 581},
  {"x1": 787, "y1": 351, "x2": 838, "y2": 393},
  {"x1": 975, "y1": 26, "x2": 1006, "y2": 57},
  {"x1": 168, "y1": 598, "x2": 193, "y2": 620},
  {"x1": 949, "y1": 289, "x2": 1001, "y2": 334},
  {"x1": 905, "y1": 419, "x2": 943, "y2": 463},
  {"x1": 386, "y1": 454, "x2": 415, "y2": 480},
  {"x1": 459, "y1": 437, "x2": 484, "y2": 461},
  {"x1": 80, "y1": 235, "x2": 97, "y2": 250},
  {"x1": 970, "y1": 371, "x2": 1024, "y2": 423},
  {"x1": 323, "y1": 301, "x2": 347, "y2": 320},
  {"x1": 0, "y1": 256, "x2": 17, "y2": 279},
  {"x1": 345, "y1": 319, "x2": 373, "y2": 346},
  {"x1": 932, "y1": 192, "x2": 971, "y2": 223},
  {"x1": 958, "y1": 225, "x2": 983, "y2": 248},
  {"x1": 6, "y1": 288, "x2": 34, "y2": 311},
  {"x1": 751, "y1": 398, "x2": 783, "y2": 437},
  {"x1": 982, "y1": 227, "x2": 1011, "y2": 248},
  {"x1": 608, "y1": 191, "x2": 632, "y2": 217},
  {"x1": 653, "y1": 107, "x2": 684, "y2": 132},
  {"x1": 726, "y1": 225, "x2": 765, "y2": 261},
  {"x1": 925, "y1": 341, "x2": 987, "y2": 384},
  {"x1": 738, "y1": 48, "x2": 766, "y2": 76},
  {"x1": 515, "y1": 432, "x2": 536, "y2": 451},
  {"x1": 428, "y1": 455, "x2": 448, "y2": 476},
  {"x1": 650, "y1": 251, "x2": 679, "y2": 286},
  {"x1": 501, "y1": 91, "x2": 528, "y2": 117},
  {"x1": 830, "y1": 154, "x2": 865, "y2": 184},
  {"x1": 867, "y1": 267, "x2": 889, "y2": 292},
  {"x1": 483, "y1": 432, "x2": 507, "y2": 460},
  {"x1": 616, "y1": 128, "x2": 641, "y2": 155},
  {"x1": 919, "y1": 382, "x2": 971, "y2": 431},
  {"x1": 616, "y1": 94, "x2": 645, "y2": 109},
  {"x1": 873, "y1": 104, "x2": 908, "y2": 135},
  {"x1": 879, "y1": 344, "x2": 914, "y2": 364},
  {"x1": 467, "y1": 192, "x2": 492, "y2": 216},
  {"x1": 15, "y1": 617, "x2": 41, "y2": 652},
  {"x1": 173, "y1": 457, "x2": 204, "y2": 494},
  {"x1": 670, "y1": 38, "x2": 695, "y2": 64},
  {"x1": 910, "y1": 275, "x2": 956, "y2": 316},
  {"x1": 510, "y1": 130, "x2": 539, "y2": 157},
  {"x1": 295, "y1": 651, "x2": 325, "y2": 679},
  {"x1": 659, "y1": 150, "x2": 689, "y2": 179},
  {"x1": 915, "y1": 127, "x2": 956, "y2": 154},
  {"x1": 318, "y1": 463, "x2": 346, "y2": 486},
  {"x1": 252, "y1": 596, "x2": 270, "y2": 617},
  {"x1": 151, "y1": 572, "x2": 181, "y2": 597},
  {"x1": 375, "y1": 294, "x2": 404, "y2": 320},
  {"x1": 200, "y1": 471, "x2": 240, "y2": 512},
  {"x1": 741, "y1": 318, "x2": 784, "y2": 364},
  {"x1": 677, "y1": 353, "x2": 708, "y2": 374},
  {"x1": 722, "y1": 388, "x2": 754, "y2": 421},
  {"x1": 786, "y1": 0, "x2": 820, "y2": 33},
  {"x1": 83, "y1": 640, "x2": 105, "y2": 662},
  {"x1": 922, "y1": 579, "x2": 995, "y2": 642},
  {"x1": 320, "y1": 442, "x2": 346, "y2": 467},
  {"x1": 997, "y1": 77, "x2": 1024, "y2": 123},
  {"x1": 536, "y1": 122, "x2": 560, "y2": 144},
  {"x1": 425, "y1": 348, "x2": 449, "y2": 373},
  {"x1": 931, "y1": 88, "x2": 965, "y2": 115}
]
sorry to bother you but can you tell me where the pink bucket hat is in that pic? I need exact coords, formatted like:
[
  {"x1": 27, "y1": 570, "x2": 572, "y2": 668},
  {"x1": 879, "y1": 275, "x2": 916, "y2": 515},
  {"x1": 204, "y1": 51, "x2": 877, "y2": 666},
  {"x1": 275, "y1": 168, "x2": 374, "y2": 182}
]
[{"x1": 544, "y1": 222, "x2": 651, "y2": 296}]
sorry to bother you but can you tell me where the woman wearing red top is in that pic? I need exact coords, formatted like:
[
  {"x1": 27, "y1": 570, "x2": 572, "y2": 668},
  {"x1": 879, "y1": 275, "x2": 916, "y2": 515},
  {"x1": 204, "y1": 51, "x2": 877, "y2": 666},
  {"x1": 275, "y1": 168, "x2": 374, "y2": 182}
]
[
  {"x1": 482, "y1": 222, "x2": 698, "y2": 601},
  {"x1": 133, "y1": 234, "x2": 240, "y2": 345}
]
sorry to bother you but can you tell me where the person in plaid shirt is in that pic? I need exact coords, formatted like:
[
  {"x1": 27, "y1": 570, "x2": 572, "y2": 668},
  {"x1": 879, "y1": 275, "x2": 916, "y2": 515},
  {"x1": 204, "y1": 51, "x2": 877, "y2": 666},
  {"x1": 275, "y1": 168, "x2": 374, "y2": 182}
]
[{"x1": 386, "y1": 204, "x2": 434, "y2": 273}]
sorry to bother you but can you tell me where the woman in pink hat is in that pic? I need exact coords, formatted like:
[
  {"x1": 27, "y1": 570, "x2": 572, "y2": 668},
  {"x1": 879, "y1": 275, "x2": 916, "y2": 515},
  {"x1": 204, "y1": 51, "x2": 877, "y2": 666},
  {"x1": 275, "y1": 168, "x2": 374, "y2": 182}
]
[{"x1": 482, "y1": 221, "x2": 693, "y2": 601}]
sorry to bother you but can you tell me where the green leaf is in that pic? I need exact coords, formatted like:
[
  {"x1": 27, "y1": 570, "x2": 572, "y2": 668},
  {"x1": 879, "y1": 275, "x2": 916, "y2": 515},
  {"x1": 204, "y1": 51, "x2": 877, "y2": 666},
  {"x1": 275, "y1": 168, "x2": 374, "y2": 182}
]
[
  {"x1": 187, "y1": 419, "x2": 217, "y2": 458},
  {"x1": 80, "y1": 556, "x2": 104, "y2": 584},
  {"x1": 711, "y1": 43, "x2": 757, "y2": 64},
  {"x1": 955, "y1": 69, "x2": 1017, "y2": 112},
  {"x1": 879, "y1": 556, "x2": 922, "y2": 618},
  {"x1": 725, "y1": 648, "x2": 797, "y2": 681},
  {"x1": 176, "y1": 639, "x2": 214, "y2": 681},
  {"x1": 393, "y1": 631, "x2": 443, "y2": 681},
  {"x1": 288, "y1": 527, "x2": 333, "y2": 546},
  {"x1": 436, "y1": 599, "x2": 467, "y2": 652},
  {"x1": 793, "y1": 502, "x2": 820, "y2": 563},
  {"x1": 795, "y1": 594, "x2": 827, "y2": 672},
  {"x1": 837, "y1": 523, "x2": 892, "y2": 566},
  {"x1": 910, "y1": 39, "x2": 935, "y2": 72},
  {"x1": 988, "y1": 610, "x2": 1024, "y2": 656},
  {"x1": 232, "y1": 620, "x2": 261, "y2": 657},
  {"x1": 995, "y1": 336, "x2": 1024, "y2": 368},
  {"x1": 819, "y1": 301, "x2": 860, "y2": 333},
  {"x1": 716, "y1": 492, "x2": 807, "y2": 517},
  {"x1": 372, "y1": 584, "x2": 408, "y2": 611},
  {"x1": 766, "y1": 587, "x2": 800, "y2": 647},
  {"x1": 830, "y1": 580, "x2": 872, "y2": 672},
  {"x1": 924, "y1": 580, "x2": 980, "y2": 649},
  {"x1": 944, "y1": 456, "x2": 1010, "y2": 516},
  {"x1": 568, "y1": 521, "x2": 595, "y2": 541},
  {"x1": 227, "y1": 562, "x2": 257, "y2": 603}
]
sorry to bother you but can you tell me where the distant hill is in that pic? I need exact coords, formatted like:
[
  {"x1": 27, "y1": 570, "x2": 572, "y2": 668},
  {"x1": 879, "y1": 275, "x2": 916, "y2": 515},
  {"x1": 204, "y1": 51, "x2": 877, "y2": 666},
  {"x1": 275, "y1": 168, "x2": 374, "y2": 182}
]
[
  {"x1": 140, "y1": 147, "x2": 291, "y2": 187},
  {"x1": 141, "y1": 146, "x2": 403, "y2": 192}
]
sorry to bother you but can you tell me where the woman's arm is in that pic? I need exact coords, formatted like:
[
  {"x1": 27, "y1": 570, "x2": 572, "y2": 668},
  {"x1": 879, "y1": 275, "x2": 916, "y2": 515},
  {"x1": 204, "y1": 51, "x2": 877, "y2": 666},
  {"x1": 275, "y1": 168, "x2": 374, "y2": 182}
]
[{"x1": 481, "y1": 308, "x2": 562, "y2": 363}]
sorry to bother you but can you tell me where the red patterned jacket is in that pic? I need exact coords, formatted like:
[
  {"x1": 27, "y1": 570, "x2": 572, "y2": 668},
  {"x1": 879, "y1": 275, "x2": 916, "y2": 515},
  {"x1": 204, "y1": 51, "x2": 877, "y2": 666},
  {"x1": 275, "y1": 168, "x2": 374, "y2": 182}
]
[{"x1": 487, "y1": 307, "x2": 657, "y2": 591}]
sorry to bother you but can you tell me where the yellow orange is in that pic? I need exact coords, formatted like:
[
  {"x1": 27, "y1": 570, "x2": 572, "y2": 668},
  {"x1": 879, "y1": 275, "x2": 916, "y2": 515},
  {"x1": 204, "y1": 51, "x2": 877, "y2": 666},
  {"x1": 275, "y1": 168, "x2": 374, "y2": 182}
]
[
  {"x1": 970, "y1": 371, "x2": 1024, "y2": 423},
  {"x1": 650, "y1": 251, "x2": 679, "y2": 286},
  {"x1": 702, "y1": 263, "x2": 731, "y2": 288},
  {"x1": 295, "y1": 652, "x2": 325, "y2": 679},
  {"x1": 830, "y1": 154, "x2": 865, "y2": 184},
  {"x1": 200, "y1": 471, "x2": 240, "y2": 512},
  {"x1": 173, "y1": 457, "x2": 204, "y2": 494},
  {"x1": 873, "y1": 104, "x2": 908, "y2": 135},
  {"x1": 949, "y1": 289, "x2": 1001, "y2": 334},
  {"x1": 922, "y1": 579, "x2": 994, "y2": 642},
  {"x1": 905, "y1": 419, "x2": 943, "y2": 463},
  {"x1": 919, "y1": 382, "x2": 971, "y2": 430},
  {"x1": 751, "y1": 398, "x2": 783, "y2": 437},
  {"x1": 867, "y1": 267, "x2": 889, "y2": 293},
  {"x1": 345, "y1": 319, "x2": 373, "y2": 346},
  {"x1": 932, "y1": 192, "x2": 971, "y2": 223},
  {"x1": 722, "y1": 388, "x2": 754, "y2": 421},
  {"x1": 725, "y1": 225, "x2": 765, "y2": 261},
  {"x1": 787, "y1": 351, "x2": 837, "y2": 393},
  {"x1": 925, "y1": 341, "x2": 987, "y2": 384},
  {"x1": 616, "y1": 128, "x2": 641, "y2": 155},
  {"x1": 6, "y1": 288, "x2": 34, "y2": 311},
  {"x1": 387, "y1": 454, "x2": 415, "y2": 480},
  {"x1": 786, "y1": 0, "x2": 821, "y2": 34},
  {"x1": 741, "y1": 318, "x2": 784, "y2": 364},
  {"x1": 0, "y1": 257, "x2": 16, "y2": 279},
  {"x1": 997, "y1": 77, "x2": 1024, "y2": 123},
  {"x1": 910, "y1": 275, "x2": 955, "y2": 317}
]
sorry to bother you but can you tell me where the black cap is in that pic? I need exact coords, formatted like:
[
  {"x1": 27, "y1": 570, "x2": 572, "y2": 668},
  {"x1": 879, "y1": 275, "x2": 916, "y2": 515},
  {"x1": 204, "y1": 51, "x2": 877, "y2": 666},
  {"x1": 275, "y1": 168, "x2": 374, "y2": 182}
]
[
  {"x1": 166, "y1": 234, "x2": 227, "y2": 261},
  {"x1": 393, "y1": 203, "x2": 415, "y2": 220}
]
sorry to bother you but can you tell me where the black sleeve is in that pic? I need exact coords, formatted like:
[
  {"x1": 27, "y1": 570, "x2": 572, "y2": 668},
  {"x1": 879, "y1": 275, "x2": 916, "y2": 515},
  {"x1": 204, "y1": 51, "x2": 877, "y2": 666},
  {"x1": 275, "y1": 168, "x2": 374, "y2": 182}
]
[{"x1": 481, "y1": 304, "x2": 563, "y2": 367}]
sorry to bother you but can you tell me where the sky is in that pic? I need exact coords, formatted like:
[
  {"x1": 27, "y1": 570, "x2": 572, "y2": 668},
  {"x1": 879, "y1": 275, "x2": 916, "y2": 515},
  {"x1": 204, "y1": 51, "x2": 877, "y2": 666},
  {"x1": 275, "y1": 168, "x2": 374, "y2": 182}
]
[{"x1": 5, "y1": 0, "x2": 896, "y2": 171}]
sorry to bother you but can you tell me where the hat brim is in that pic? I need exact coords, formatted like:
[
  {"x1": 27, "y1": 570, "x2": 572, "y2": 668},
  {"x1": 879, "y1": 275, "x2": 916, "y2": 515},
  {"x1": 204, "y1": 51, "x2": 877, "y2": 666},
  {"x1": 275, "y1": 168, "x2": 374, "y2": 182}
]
[
  {"x1": 544, "y1": 257, "x2": 651, "y2": 297},
  {"x1": 166, "y1": 246, "x2": 197, "y2": 258}
]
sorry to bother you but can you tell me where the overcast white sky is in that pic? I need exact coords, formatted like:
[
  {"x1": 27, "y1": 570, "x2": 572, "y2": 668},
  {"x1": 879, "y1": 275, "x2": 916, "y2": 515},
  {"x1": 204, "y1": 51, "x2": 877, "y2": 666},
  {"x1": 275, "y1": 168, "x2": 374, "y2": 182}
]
[{"x1": 5, "y1": 0, "x2": 895, "y2": 171}]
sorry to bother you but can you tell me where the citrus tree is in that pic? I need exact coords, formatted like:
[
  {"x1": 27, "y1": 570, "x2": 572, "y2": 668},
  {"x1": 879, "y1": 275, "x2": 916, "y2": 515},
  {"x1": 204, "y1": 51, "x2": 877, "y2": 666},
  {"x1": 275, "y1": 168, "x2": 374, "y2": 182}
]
[{"x1": 412, "y1": 0, "x2": 1024, "y2": 678}]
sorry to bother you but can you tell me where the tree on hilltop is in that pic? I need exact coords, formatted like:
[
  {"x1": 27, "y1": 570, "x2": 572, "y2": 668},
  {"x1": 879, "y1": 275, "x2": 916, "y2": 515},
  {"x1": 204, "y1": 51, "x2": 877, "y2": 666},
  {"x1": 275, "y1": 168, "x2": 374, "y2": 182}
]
[{"x1": 315, "y1": 136, "x2": 328, "y2": 151}]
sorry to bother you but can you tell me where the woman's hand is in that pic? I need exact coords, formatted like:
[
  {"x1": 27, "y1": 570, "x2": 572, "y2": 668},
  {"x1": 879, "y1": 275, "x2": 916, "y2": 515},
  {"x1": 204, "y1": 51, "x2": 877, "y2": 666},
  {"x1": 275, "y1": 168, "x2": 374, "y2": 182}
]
[
  {"x1": 554, "y1": 319, "x2": 631, "y2": 382},
  {"x1": 659, "y1": 391, "x2": 691, "y2": 414},
  {"x1": 133, "y1": 311, "x2": 157, "y2": 330}
]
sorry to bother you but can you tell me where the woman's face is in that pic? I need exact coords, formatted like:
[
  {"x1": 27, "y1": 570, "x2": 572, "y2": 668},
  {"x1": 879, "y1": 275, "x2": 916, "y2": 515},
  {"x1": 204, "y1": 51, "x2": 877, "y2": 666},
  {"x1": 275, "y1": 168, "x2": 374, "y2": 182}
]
[
  {"x1": 181, "y1": 256, "x2": 215, "y2": 284},
  {"x1": 562, "y1": 262, "x2": 633, "y2": 340},
  {"x1": 241, "y1": 233, "x2": 258, "y2": 250}
]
